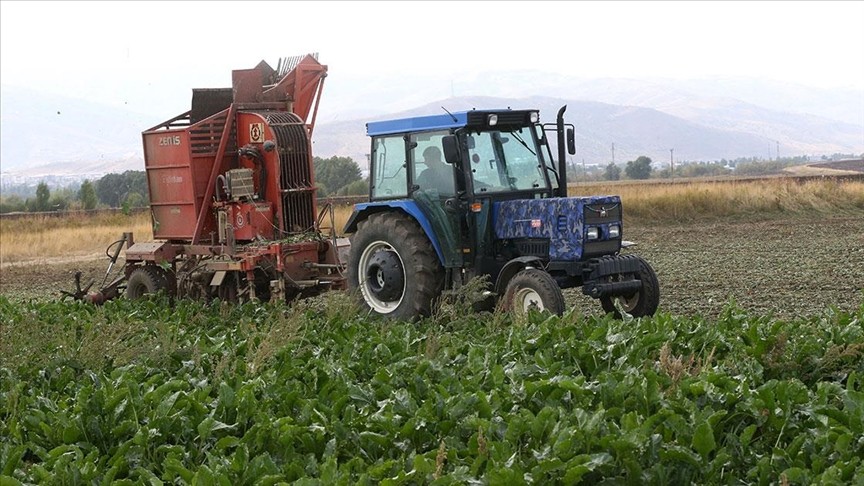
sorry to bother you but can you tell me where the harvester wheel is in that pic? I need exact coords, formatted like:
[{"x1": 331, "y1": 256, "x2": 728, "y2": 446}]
[
  {"x1": 348, "y1": 212, "x2": 444, "y2": 320},
  {"x1": 502, "y1": 268, "x2": 565, "y2": 317},
  {"x1": 600, "y1": 256, "x2": 660, "y2": 318},
  {"x1": 126, "y1": 266, "x2": 171, "y2": 300}
]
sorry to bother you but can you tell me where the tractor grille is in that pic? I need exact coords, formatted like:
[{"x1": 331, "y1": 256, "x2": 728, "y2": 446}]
[
  {"x1": 466, "y1": 110, "x2": 532, "y2": 128},
  {"x1": 515, "y1": 238, "x2": 550, "y2": 258},
  {"x1": 584, "y1": 240, "x2": 621, "y2": 259},
  {"x1": 256, "y1": 112, "x2": 316, "y2": 234},
  {"x1": 585, "y1": 203, "x2": 621, "y2": 225}
]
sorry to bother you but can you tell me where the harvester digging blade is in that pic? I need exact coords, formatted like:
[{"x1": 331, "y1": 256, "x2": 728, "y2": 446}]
[{"x1": 60, "y1": 271, "x2": 94, "y2": 301}]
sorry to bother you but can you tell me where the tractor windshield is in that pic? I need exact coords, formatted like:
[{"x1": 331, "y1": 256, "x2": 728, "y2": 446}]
[{"x1": 465, "y1": 126, "x2": 549, "y2": 195}]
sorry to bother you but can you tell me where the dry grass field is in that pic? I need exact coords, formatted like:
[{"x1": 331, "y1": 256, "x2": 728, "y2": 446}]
[
  {"x1": 0, "y1": 212, "x2": 153, "y2": 265},
  {"x1": 570, "y1": 177, "x2": 864, "y2": 223},
  {"x1": 3, "y1": 178, "x2": 860, "y2": 264}
]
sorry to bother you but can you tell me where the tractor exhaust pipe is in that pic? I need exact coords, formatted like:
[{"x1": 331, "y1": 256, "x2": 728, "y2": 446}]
[{"x1": 556, "y1": 105, "x2": 568, "y2": 198}]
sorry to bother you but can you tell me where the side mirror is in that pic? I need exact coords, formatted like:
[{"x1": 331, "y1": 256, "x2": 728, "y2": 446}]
[
  {"x1": 567, "y1": 127, "x2": 576, "y2": 155},
  {"x1": 442, "y1": 135, "x2": 461, "y2": 165}
]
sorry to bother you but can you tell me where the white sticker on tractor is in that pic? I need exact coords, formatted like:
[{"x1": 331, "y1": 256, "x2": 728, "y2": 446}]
[{"x1": 250, "y1": 123, "x2": 264, "y2": 143}]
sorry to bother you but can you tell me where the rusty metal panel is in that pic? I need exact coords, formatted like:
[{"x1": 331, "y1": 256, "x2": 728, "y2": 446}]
[
  {"x1": 191, "y1": 88, "x2": 233, "y2": 124},
  {"x1": 230, "y1": 202, "x2": 274, "y2": 241},
  {"x1": 125, "y1": 241, "x2": 176, "y2": 262},
  {"x1": 143, "y1": 129, "x2": 198, "y2": 239},
  {"x1": 232, "y1": 68, "x2": 263, "y2": 104},
  {"x1": 143, "y1": 110, "x2": 235, "y2": 240}
]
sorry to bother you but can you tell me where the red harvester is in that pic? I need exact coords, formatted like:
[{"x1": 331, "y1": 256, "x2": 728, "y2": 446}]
[{"x1": 67, "y1": 54, "x2": 347, "y2": 304}]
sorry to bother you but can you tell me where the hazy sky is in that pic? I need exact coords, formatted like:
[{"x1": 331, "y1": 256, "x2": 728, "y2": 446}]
[{"x1": 2, "y1": 0, "x2": 863, "y2": 118}]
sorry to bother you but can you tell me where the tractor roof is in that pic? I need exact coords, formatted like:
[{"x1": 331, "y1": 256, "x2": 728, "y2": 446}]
[{"x1": 366, "y1": 109, "x2": 538, "y2": 137}]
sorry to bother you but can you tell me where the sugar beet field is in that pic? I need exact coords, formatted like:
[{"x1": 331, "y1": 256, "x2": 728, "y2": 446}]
[{"x1": 1, "y1": 209, "x2": 863, "y2": 483}]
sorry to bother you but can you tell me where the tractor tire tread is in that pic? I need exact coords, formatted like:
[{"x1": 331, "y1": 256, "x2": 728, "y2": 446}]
[
  {"x1": 126, "y1": 265, "x2": 172, "y2": 300},
  {"x1": 600, "y1": 256, "x2": 660, "y2": 318},
  {"x1": 348, "y1": 212, "x2": 444, "y2": 319}
]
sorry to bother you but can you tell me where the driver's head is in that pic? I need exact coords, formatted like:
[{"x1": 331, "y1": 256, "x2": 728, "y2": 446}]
[{"x1": 423, "y1": 146, "x2": 442, "y2": 165}]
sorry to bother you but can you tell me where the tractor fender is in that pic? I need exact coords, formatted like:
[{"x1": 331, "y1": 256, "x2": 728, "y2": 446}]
[
  {"x1": 495, "y1": 257, "x2": 545, "y2": 295},
  {"x1": 343, "y1": 201, "x2": 445, "y2": 265}
]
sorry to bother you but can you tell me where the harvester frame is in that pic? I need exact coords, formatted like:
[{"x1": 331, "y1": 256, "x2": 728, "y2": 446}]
[{"x1": 71, "y1": 55, "x2": 347, "y2": 305}]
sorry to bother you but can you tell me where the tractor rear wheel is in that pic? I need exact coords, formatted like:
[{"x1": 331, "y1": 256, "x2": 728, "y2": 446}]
[
  {"x1": 502, "y1": 268, "x2": 565, "y2": 317},
  {"x1": 126, "y1": 266, "x2": 171, "y2": 300},
  {"x1": 348, "y1": 212, "x2": 444, "y2": 320},
  {"x1": 600, "y1": 256, "x2": 660, "y2": 318}
]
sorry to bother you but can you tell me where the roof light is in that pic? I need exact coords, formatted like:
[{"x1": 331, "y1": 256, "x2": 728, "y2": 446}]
[
  {"x1": 487, "y1": 114, "x2": 498, "y2": 126},
  {"x1": 529, "y1": 111, "x2": 539, "y2": 123}
]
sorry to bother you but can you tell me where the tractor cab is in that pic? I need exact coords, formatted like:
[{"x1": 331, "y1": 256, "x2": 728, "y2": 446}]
[
  {"x1": 344, "y1": 107, "x2": 659, "y2": 321},
  {"x1": 349, "y1": 109, "x2": 569, "y2": 267}
]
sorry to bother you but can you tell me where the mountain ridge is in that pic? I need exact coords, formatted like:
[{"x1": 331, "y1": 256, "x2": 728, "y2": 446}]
[{"x1": 2, "y1": 73, "x2": 862, "y2": 181}]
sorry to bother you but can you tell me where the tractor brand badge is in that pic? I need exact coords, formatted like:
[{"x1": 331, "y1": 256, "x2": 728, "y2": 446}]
[
  {"x1": 249, "y1": 123, "x2": 264, "y2": 143},
  {"x1": 531, "y1": 219, "x2": 542, "y2": 228},
  {"x1": 600, "y1": 207, "x2": 608, "y2": 217},
  {"x1": 236, "y1": 213, "x2": 245, "y2": 227}
]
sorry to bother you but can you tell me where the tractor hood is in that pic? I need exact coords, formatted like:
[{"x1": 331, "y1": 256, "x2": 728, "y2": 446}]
[{"x1": 492, "y1": 196, "x2": 622, "y2": 260}]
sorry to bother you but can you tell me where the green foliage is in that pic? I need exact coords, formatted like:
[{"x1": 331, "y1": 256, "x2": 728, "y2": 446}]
[
  {"x1": 603, "y1": 162, "x2": 621, "y2": 181},
  {"x1": 33, "y1": 182, "x2": 51, "y2": 212},
  {"x1": 0, "y1": 195, "x2": 27, "y2": 213},
  {"x1": 96, "y1": 171, "x2": 148, "y2": 208},
  {"x1": 78, "y1": 180, "x2": 98, "y2": 210},
  {"x1": 337, "y1": 178, "x2": 369, "y2": 196},
  {"x1": 1, "y1": 296, "x2": 862, "y2": 483},
  {"x1": 48, "y1": 194, "x2": 69, "y2": 211},
  {"x1": 735, "y1": 159, "x2": 796, "y2": 176},
  {"x1": 313, "y1": 156, "x2": 362, "y2": 197},
  {"x1": 625, "y1": 156, "x2": 653, "y2": 180},
  {"x1": 658, "y1": 161, "x2": 732, "y2": 179}
]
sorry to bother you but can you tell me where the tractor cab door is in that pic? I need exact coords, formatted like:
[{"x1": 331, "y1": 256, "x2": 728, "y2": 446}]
[{"x1": 408, "y1": 131, "x2": 464, "y2": 268}]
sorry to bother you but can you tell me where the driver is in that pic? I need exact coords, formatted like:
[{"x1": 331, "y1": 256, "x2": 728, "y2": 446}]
[{"x1": 416, "y1": 146, "x2": 455, "y2": 196}]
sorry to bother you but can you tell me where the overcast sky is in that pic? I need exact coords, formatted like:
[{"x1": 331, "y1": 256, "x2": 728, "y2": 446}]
[{"x1": 2, "y1": 0, "x2": 863, "y2": 118}]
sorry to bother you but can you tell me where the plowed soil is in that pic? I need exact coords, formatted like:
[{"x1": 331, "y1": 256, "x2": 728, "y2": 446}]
[
  {"x1": 2, "y1": 215, "x2": 862, "y2": 320},
  {"x1": 568, "y1": 214, "x2": 864, "y2": 319}
]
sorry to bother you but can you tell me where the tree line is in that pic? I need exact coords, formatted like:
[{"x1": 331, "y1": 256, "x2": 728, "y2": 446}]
[
  {"x1": 4, "y1": 152, "x2": 837, "y2": 214},
  {"x1": 0, "y1": 171, "x2": 149, "y2": 214},
  {"x1": 0, "y1": 157, "x2": 368, "y2": 214},
  {"x1": 566, "y1": 154, "x2": 851, "y2": 183}
]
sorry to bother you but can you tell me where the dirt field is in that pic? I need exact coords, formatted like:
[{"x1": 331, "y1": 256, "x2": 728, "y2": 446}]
[
  {"x1": 604, "y1": 215, "x2": 864, "y2": 319},
  {"x1": 2, "y1": 214, "x2": 862, "y2": 320}
]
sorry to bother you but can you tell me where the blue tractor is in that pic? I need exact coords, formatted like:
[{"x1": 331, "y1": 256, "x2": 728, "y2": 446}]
[{"x1": 343, "y1": 106, "x2": 659, "y2": 320}]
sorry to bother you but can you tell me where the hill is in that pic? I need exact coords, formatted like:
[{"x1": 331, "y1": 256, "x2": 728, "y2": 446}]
[
  {"x1": 312, "y1": 95, "x2": 861, "y2": 168},
  {"x1": 2, "y1": 73, "x2": 862, "y2": 180}
]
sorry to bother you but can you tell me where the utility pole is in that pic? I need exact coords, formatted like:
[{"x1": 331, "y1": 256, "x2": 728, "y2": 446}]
[
  {"x1": 670, "y1": 148, "x2": 674, "y2": 177},
  {"x1": 776, "y1": 140, "x2": 780, "y2": 161},
  {"x1": 611, "y1": 143, "x2": 615, "y2": 165}
]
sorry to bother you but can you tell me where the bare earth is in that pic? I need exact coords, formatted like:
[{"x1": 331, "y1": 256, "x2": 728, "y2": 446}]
[
  {"x1": 606, "y1": 215, "x2": 864, "y2": 320},
  {"x1": 2, "y1": 215, "x2": 862, "y2": 320}
]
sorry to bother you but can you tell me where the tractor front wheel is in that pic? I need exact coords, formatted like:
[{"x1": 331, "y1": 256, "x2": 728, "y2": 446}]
[
  {"x1": 348, "y1": 212, "x2": 444, "y2": 320},
  {"x1": 126, "y1": 266, "x2": 172, "y2": 300},
  {"x1": 600, "y1": 256, "x2": 660, "y2": 318},
  {"x1": 502, "y1": 268, "x2": 565, "y2": 317}
]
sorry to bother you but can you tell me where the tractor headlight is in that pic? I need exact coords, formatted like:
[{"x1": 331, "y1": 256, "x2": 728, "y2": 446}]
[
  {"x1": 487, "y1": 114, "x2": 498, "y2": 126},
  {"x1": 608, "y1": 224, "x2": 620, "y2": 238},
  {"x1": 529, "y1": 111, "x2": 539, "y2": 123},
  {"x1": 587, "y1": 227, "x2": 599, "y2": 240}
]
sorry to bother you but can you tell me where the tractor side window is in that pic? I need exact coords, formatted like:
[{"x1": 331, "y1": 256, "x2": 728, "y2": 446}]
[
  {"x1": 371, "y1": 135, "x2": 407, "y2": 199},
  {"x1": 410, "y1": 131, "x2": 454, "y2": 197}
]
